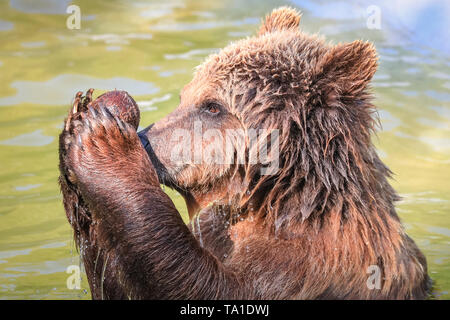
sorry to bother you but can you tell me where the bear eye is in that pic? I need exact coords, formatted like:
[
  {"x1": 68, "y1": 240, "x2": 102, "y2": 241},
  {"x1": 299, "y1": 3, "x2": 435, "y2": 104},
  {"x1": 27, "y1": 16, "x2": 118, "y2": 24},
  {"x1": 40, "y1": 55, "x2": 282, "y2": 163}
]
[{"x1": 205, "y1": 103, "x2": 221, "y2": 115}]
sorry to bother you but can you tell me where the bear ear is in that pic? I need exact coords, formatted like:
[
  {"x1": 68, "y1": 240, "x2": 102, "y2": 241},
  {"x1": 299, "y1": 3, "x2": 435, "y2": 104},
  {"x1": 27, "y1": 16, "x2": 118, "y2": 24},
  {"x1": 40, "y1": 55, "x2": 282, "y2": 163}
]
[
  {"x1": 314, "y1": 40, "x2": 378, "y2": 102},
  {"x1": 258, "y1": 7, "x2": 302, "y2": 36}
]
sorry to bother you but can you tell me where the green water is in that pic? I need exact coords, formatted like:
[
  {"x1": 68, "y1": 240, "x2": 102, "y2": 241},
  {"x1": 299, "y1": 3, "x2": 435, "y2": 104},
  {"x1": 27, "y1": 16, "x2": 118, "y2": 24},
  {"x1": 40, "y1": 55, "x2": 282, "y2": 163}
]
[{"x1": 0, "y1": 0, "x2": 448, "y2": 299}]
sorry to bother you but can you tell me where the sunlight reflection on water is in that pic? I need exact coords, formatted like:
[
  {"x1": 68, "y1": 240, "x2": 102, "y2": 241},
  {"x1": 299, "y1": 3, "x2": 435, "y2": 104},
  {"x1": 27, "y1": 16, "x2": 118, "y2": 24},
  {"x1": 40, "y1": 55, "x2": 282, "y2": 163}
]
[{"x1": 0, "y1": 0, "x2": 448, "y2": 300}]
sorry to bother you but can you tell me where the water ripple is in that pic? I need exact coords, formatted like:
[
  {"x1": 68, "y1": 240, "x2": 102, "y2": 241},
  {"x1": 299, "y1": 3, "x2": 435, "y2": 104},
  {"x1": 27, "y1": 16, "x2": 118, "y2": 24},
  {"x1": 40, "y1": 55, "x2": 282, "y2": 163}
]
[
  {"x1": 0, "y1": 130, "x2": 53, "y2": 147},
  {"x1": 0, "y1": 74, "x2": 159, "y2": 106}
]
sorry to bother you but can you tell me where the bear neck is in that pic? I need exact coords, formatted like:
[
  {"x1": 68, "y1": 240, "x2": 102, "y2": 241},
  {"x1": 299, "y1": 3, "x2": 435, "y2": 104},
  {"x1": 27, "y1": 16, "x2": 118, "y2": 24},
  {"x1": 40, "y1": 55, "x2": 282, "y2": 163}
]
[{"x1": 248, "y1": 140, "x2": 402, "y2": 238}]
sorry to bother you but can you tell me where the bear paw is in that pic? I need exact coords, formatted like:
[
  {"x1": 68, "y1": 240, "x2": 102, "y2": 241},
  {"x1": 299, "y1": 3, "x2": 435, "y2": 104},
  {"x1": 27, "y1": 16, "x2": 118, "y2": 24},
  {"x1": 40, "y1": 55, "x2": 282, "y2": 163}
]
[
  {"x1": 60, "y1": 89, "x2": 95, "y2": 185},
  {"x1": 61, "y1": 90, "x2": 155, "y2": 193}
]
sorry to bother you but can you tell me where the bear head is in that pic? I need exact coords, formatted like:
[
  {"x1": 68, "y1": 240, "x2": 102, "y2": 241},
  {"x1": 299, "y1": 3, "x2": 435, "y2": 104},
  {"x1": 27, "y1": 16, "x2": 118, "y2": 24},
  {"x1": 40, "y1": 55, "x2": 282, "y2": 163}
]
[{"x1": 138, "y1": 7, "x2": 380, "y2": 223}]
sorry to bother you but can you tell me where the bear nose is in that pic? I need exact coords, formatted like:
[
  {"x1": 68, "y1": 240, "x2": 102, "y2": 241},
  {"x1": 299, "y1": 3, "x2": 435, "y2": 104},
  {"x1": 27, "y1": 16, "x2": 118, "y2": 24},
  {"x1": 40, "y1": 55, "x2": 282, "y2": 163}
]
[
  {"x1": 138, "y1": 124, "x2": 154, "y2": 154},
  {"x1": 137, "y1": 123, "x2": 172, "y2": 185}
]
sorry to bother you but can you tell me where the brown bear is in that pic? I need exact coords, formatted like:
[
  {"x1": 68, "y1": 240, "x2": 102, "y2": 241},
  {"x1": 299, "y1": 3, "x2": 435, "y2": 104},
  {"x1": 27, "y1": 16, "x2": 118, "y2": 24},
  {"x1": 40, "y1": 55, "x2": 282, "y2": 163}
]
[{"x1": 59, "y1": 7, "x2": 431, "y2": 299}]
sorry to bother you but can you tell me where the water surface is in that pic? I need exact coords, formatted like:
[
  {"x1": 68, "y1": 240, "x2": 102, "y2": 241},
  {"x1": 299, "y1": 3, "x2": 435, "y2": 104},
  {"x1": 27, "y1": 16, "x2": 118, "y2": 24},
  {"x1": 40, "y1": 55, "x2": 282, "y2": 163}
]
[{"x1": 0, "y1": 0, "x2": 449, "y2": 299}]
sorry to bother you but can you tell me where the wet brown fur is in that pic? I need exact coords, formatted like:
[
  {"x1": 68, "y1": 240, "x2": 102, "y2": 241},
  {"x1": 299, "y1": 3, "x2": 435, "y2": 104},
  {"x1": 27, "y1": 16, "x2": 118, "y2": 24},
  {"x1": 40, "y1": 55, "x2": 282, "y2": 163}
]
[{"x1": 59, "y1": 7, "x2": 431, "y2": 299}]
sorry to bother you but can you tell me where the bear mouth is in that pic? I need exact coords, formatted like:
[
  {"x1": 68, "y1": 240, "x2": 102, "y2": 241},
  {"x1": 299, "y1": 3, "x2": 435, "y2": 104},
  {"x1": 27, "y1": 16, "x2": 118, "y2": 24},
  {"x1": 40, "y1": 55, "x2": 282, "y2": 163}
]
[{"x1": 138, "y1": 124, "x2": 191, "y2": 197}]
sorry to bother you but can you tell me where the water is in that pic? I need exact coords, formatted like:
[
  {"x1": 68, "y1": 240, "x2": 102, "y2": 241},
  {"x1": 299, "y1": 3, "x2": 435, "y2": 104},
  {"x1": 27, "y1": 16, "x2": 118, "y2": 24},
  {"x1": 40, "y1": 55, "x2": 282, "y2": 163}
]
[{"x1": 0, "y1": 0, "x2": 448, "y2": 299}]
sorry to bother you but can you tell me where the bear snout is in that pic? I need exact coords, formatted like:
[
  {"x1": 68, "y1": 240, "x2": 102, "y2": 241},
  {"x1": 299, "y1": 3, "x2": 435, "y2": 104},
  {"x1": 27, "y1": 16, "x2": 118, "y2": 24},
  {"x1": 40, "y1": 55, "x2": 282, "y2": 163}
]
[{"x1": 138, "y1": 124, "x2": 175, "y2": 188}]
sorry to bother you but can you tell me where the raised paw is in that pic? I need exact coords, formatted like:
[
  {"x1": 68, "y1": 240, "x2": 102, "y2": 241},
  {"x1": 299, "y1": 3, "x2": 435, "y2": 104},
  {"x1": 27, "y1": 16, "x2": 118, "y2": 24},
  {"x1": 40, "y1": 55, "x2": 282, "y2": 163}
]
[
  {"x1": 60, "y1": 89, "x2": 97, "y2": 186},
  {"x1": 65, "y1": 105, "x2": 145, "y2": 184},
  {"x1": 88, "y1": 90, "x2": 140, "y2": 129},
  {"x1": 60, "y1": 89, "x2": 142, "y2": 178},
  {"x1": 59, "y1": 104, "x2": 159, "y2": 224},
  {"x1": 64, "y1": 89, "x2": 94, "y2": 132},
  {"x1": 63, "y1": 89, "x2": 140, "y2": 135}
]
